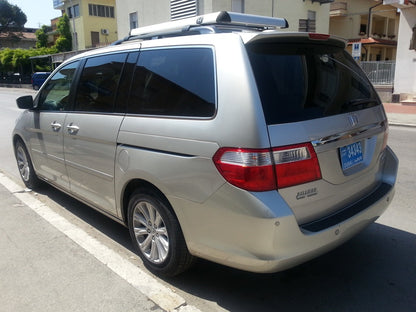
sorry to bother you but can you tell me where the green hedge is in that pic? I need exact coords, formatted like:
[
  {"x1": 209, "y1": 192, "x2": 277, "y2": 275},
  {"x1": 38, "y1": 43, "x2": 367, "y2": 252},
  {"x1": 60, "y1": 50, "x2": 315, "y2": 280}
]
[{"x1": 0, "y1": 47, "x2": 58, "y2": 75}]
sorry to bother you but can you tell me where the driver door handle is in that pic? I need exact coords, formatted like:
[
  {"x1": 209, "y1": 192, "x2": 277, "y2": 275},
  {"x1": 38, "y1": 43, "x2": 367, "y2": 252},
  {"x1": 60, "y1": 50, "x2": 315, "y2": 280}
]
[
  {"x1": 50, "y1": 121, "x2": 62, "y2": 132},
  {"x1": 66, "y1": 123, "x2": 80, "y2": 135}
]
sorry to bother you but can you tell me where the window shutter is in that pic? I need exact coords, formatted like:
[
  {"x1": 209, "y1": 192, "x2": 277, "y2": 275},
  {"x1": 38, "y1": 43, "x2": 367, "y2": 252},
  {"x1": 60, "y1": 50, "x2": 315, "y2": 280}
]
[{"x1": 170, "y1": 0, "x2": 197, "y2": 20}]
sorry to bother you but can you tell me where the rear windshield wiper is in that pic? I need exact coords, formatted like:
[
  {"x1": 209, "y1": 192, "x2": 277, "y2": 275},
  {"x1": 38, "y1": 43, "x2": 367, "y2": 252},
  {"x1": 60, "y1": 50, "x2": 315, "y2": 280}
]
[{"x1": 346, "y1": 98, "x2": 379, "y2": 107}]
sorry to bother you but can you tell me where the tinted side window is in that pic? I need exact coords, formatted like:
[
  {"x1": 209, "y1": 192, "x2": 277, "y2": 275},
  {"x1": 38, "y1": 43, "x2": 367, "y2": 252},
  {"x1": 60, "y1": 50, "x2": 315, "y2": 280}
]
[
  {"x1": 128, "y1": 48, "x2": 215, "y2": 117},
  {"x1": 75, "y1": 53, "x2": 127, "y2": 112},
  {"x1": 38, "y1": 62, "x2": 79, "y2": 111},
  {"x1": 114, "y1": 52, "x2": 139, "y2": 113}
]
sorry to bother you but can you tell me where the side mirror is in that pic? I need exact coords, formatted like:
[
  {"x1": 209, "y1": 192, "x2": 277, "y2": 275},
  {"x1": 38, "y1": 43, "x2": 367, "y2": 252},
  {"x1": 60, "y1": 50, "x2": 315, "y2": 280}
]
[{"x1": 16, "y1": 95, "x2": 34, "y2": 109}]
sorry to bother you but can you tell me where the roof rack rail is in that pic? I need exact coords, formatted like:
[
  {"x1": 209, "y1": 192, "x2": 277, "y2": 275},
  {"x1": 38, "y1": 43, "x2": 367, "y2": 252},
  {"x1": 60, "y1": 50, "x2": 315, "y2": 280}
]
[{"x1": 112, "y1": 11, "x2": 288, "y2": 45}]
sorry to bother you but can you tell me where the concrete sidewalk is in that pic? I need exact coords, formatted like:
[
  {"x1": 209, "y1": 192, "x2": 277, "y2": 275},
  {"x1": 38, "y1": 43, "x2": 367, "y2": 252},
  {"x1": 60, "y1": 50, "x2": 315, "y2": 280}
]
[
  {"x1": 384, "y1": 103, "x2": 416, "y2": 127},
  {"x1": 0, "y1": 178, "x2": 167, "y2": 312},
  {"x1": 0, "y1": 173, "x2": 202, "y2": 312}
]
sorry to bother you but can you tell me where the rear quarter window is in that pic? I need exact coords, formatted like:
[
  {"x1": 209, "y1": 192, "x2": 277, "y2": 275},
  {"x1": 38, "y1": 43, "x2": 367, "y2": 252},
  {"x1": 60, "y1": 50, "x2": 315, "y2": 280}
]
[
  {"x1": 247, "y1": 43, "x2": 380, "y2": 125},
  {"x1": 127, "y1": 47, "x2": 216, "y2": 118}
]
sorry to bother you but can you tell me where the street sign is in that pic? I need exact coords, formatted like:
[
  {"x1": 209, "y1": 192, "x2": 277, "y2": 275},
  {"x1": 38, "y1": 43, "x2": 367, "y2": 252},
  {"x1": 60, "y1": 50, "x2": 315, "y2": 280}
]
[{"x1": 352, "y1": 42, "x2": 362, "y2": 61}]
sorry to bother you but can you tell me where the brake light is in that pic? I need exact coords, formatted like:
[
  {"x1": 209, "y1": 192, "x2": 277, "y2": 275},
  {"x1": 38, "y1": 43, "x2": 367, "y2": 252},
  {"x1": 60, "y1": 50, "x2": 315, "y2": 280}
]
[
  {"x1": 308, "y1": 33, "x2": 330, "y2": 41},
  {"x1": 273, "y1": 143, "x2": 321, "y2": 188},
  {"x1": 213, "y1": 148, "x2": 276, "y2": 192},
  {"x1": 213, "y1": 143, "x2": 322, "y2": 191}
]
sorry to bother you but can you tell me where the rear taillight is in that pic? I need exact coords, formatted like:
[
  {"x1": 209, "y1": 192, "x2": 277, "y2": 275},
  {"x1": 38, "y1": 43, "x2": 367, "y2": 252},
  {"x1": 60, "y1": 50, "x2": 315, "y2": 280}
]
[
  {"x1": 213, "y1": 148, "x2": 276, "y2": 192},
  {"x1": 213, "y1": 143, "x2": 321, "y2": 191},
  {"x1": 273, "y1": 143, "x2": 321, "y2": 188}
]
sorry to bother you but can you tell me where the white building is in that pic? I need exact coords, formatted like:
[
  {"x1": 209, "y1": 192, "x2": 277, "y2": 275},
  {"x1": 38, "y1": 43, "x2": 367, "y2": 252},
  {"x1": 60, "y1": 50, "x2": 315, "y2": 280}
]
[
  {"x1": 329, "y1": 0, "x2": 400, "y2": 61},
  {"x1": 384, "y1": 0, "x2": 416, "y2": 103},
  {"x1": 115, "y1": 0, "x2": 333, "y2": 40}
]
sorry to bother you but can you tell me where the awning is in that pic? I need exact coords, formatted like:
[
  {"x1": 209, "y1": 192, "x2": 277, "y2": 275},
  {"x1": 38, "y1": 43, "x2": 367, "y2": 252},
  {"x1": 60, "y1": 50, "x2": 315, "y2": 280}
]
[{"x1": 348, "y1": 37, "x2": 397, "y2": 46}]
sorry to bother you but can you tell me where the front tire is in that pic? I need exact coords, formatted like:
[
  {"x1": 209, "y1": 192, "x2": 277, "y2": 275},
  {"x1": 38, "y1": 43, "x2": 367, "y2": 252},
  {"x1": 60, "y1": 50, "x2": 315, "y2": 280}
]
[
  {"x1": 127, "y1": 189, "x2": 194, "y2": 277},
  {"x1": 14, "y1": 140, "x2": 41, "y2": 189}
]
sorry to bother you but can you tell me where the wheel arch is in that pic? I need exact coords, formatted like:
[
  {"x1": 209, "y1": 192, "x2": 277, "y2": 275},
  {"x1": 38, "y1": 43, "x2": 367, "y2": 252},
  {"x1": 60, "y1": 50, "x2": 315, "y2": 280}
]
[
  {"x1": 13, "y1": 133, "x2": 24, "y2": 147},
  {"x1": 12, "y1": 134, "x2": 30, "y2": 157},
  {"x1": 121, "y1": 179, "x2": 176, "y2": 226}
]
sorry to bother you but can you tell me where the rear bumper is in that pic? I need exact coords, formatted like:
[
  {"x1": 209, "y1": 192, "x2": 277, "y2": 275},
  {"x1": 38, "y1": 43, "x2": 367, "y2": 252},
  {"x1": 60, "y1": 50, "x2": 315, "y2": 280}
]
[
  {"x1": 300, "y1": 182, "x2": 392, "y2": 232},
  {"x1": 173, "y1": 146, "x2": 398, "y2": 273}
]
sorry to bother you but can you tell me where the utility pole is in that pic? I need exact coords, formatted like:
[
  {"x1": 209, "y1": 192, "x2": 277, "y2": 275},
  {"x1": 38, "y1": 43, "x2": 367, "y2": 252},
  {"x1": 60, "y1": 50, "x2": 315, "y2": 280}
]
[{"x1": 68, "y1": 0, "x2": 78, "y2": 50}]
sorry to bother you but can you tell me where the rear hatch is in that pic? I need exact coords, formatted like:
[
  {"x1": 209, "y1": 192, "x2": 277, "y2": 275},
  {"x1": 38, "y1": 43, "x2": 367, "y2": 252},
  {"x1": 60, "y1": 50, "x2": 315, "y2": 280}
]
[{"x1": 245, "y1": 33, "x2": 389, "y2": 226}]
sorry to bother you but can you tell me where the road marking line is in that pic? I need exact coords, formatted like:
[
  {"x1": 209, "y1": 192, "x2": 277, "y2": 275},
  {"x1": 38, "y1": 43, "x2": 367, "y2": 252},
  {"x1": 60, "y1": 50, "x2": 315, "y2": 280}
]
[{"x1": 0, "y1": 173, "x2": 200, "y2": 312}]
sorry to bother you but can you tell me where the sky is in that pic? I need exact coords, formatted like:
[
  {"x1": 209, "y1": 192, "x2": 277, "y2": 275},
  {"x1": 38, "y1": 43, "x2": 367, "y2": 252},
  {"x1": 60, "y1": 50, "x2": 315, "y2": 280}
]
[{"x1": 9, "y1": 0, "x2": 60, "y2": 29}]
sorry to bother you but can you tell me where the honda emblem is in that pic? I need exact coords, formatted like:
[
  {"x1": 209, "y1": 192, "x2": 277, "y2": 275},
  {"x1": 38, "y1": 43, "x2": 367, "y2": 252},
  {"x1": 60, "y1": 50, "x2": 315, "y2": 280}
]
[{"x1": 348, "y1": 114, "x2": 358, "y2": 127}]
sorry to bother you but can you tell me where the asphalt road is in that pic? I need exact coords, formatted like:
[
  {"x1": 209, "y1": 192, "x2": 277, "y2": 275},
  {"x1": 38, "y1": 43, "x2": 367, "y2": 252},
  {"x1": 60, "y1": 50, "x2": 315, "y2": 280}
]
[{"x1": 0, "y1": 87, "x2": 415, "y2": 312}]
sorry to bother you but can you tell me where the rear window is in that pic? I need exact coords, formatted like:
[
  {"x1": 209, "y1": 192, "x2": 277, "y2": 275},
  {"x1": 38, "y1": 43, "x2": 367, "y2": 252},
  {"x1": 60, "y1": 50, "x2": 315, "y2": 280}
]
[{"x1": 247, "y1": 43, "x2": 380, "y2": 125}]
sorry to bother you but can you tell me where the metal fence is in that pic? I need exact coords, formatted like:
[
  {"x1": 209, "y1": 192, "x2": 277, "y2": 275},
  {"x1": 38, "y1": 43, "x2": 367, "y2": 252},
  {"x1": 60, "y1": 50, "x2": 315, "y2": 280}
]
[{"x1": 360, "y1": 61, "x2": 396, "y2": 85}]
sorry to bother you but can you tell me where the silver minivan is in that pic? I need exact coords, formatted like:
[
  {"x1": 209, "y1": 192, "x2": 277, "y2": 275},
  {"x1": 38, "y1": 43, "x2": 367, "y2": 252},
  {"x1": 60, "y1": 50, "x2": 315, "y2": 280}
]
[{"x1": 13, "y1": 12, "x2": 398, "y2": 276}]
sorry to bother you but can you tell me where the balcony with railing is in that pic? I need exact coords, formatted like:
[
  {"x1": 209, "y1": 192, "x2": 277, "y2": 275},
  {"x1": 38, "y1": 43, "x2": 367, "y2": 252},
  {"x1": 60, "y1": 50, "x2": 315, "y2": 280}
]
[
  {"x1": 383, "y1": 0, "x2": 416, "y2": 8},
  {"x1": 304, "y1": 0, "x2": 335, "y2": 4},
  {"x1": 53, "y1": 0, "x2": 64, "y2": 10},
  {"x1": 330, "y1": 2, "x2": 347, "y2": 17}
]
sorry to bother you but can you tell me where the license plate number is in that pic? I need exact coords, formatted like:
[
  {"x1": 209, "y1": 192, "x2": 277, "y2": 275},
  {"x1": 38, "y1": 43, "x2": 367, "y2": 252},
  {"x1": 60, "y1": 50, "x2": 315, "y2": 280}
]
[{"x1": 340, "y1": 142, "x2": 363, "y2": 170}]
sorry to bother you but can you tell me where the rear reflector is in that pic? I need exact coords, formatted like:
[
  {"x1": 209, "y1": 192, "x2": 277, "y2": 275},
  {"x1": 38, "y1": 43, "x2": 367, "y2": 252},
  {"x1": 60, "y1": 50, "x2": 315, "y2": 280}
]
[
  {"x1": 382, "y1": 125, "x2": 389, "y2": 151},
  {"x1": 213, "y1": 143, "x2": 321, "y2": 191}
]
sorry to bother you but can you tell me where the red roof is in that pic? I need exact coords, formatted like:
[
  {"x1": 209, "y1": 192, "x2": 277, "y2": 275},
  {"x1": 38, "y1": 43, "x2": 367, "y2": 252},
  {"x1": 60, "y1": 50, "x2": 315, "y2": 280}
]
[
  {"x1": 0, "y1": 31, "x2": 36, "y2": 41},
  {"x1": 348, "y1": 37, "x2": 397, "y2": 46}
]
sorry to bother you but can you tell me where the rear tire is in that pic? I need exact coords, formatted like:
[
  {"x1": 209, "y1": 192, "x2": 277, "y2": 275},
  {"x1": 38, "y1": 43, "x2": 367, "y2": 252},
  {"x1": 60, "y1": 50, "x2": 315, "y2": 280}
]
[
  {"x1": 14, "y1": 140, "x2": 41, "y2": 189},
  {"x1": 127, "y1": 189, "x2": 194, "y2": 277}
]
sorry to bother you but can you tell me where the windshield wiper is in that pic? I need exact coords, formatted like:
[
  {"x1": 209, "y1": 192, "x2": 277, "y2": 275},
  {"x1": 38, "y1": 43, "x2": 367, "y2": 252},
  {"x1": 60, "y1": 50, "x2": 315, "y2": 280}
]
[{"x1": 347, "y1": 98, "x2": 379, "y2": 107}]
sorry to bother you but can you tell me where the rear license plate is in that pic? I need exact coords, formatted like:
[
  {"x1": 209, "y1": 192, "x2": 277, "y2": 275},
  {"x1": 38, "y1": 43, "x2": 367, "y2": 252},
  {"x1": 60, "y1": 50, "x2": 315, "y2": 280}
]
[{"x1": 340, "y1": 142, "x2": 363, "y2": 170}]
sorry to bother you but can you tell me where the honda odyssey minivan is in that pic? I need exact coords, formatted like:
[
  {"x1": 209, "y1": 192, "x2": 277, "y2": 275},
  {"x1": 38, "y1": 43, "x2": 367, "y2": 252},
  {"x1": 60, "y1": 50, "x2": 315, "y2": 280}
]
[{"x1": 13, "y1": 12, "x2": 398, "y2": 276}]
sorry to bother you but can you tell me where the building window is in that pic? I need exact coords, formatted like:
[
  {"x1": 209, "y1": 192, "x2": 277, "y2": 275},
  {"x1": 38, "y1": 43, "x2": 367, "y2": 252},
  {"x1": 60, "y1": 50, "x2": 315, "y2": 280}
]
[
  {"x1": 410, "y1": 25, "x2": 416, "y2": 50},
  {"x1": 299, "y1": 11, "x2": 316, "y2": 33},
  {"x1": 231, "y1": 0, "x2": 244, "y2": 13},
  {"x1": 88, "y1": 4, "x2": 115, "y2": 18},
  {"x1": 67, "y1": 4, "x2": 80, "y2": 18},
  {"x1": 360, "y1": 24, "x2": 367, "y2": 36},
  {"x1": 170, "y1": 0, "x2": 197, "y2": 20},
  {"x1": 129, "y1": 12, "x2": 138, "y2": 30}
]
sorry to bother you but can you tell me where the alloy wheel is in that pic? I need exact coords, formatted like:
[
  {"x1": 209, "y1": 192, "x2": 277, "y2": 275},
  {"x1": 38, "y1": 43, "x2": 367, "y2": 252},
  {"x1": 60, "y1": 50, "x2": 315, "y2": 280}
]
[
  {"x1": 132, "y1": 200, "x2": 169, "y2": 264},
  {"x1": 16, "y1": 145, "x2": 30, "y2": 182}
]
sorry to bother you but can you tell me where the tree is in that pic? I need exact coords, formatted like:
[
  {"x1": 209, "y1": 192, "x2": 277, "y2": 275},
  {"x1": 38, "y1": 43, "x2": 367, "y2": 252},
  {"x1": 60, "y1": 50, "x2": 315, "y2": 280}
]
[
  {"x1": 0, "y1": 0, "x2": 27, "y2": 32},
  {"x1": 35, "y1": 25, "x2": 52, "y2": 48},
  {"x1": 55, "y1": 13, "x2": 72, "y2": 52},
  {"x1": 0, "y1": 48, "x2": 14, "y2": 72}
]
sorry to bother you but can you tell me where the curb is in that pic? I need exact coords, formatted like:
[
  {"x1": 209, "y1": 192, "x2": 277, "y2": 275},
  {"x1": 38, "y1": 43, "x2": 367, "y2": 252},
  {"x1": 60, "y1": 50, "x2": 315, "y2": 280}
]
[{"x1": 388, "y1": 122, "x2": 416, "y2": 128}]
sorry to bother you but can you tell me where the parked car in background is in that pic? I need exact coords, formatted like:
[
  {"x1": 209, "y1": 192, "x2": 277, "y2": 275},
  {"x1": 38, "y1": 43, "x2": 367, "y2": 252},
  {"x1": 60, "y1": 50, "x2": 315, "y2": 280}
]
[
  {"x1": 31, "y1": 72, "x2": 50, "y2": 90},
  {"x1": 13, "y1": 12, "x2": 398, "y2": 277}
]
